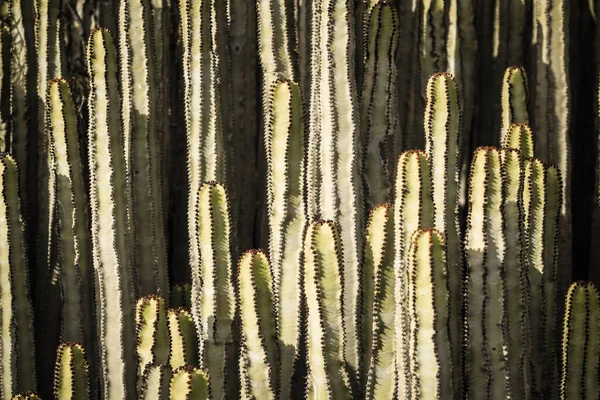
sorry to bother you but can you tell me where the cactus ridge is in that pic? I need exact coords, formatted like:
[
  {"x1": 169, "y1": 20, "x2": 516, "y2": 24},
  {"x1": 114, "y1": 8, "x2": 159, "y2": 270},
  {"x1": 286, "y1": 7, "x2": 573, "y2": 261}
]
[{"x1": 53, "y1": 342, "x2": 90, "y2": 400}]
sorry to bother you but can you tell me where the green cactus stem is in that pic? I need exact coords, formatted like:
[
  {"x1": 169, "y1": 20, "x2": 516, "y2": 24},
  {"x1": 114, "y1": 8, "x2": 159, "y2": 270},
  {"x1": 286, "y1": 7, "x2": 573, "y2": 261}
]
[
  {"x1": 424, "y1": 72, "x2": 462, "y2": 385},
  {"x1": 0, "y1": 154, "x2": 36, "y2": 398},
  {"x1": 393, "y1": 150, "x2": 434, "y2": 398},
  {"x1": 499, "y1": 148, "x2": 530, "y2": 399},
  {"x1": 140, "y1": 364, "x2": 170, "y2": 400},
  {"x1": 264, "y1": 78, "x2": 305, "y2": 398},
  {"x1": 502, "y1": 123, "x2": 534, "y2": 158},
  {"x1": 362, "y1": 204, "x2": 396, "y2": 399},
  {"x1": 12, "y1": 393, "x2": 41, "y2": 400},
  {"x1": 303, "y1": 220, "x2": 353, "y2": 399},
  {"x1": 307, "y1": 1, "x2": 362, "y2": 377},
  {"x1": 523, "y1": 157, "x2": 562, "y2": 397},
  {"x1": 53, "y1": 342, "x2": 90, "y2": 400},
  {"x1": 135, "y1": 296, "x2": 169, "y2": 382},
  {"x1": 404, "y1": 228, "x2": 453, "y2": 398},
  {"x1": 360, "y1": 2, "x2": 398, "y2": 208},
  {"x1": 464, "y1": 147, "x2": 508, "y2": 399},
  {"x1": 168, "y1": 308, "x2": 198, "y2": 370},
  {"x1": 192, "y1": 182, "x2": 236, "y2": 400},
  {"x1": 86, "y1": 27, "x2": 136, "y2": 399},
  {"x1": 169, "y1": 366, "x2": 209, "y2": 400},
  {"x1": 500, "y1": 67, "x2": 529, "y2": 140},
  {"x1": 560, "y1": 281, "x2": 600, "y2": 400},
  {"x1": 119, "y1": 0, "x2": 168, "y2": 299},
  {"x1": 180, "y1": 0, "x2": 226, "y2": 289},
  {"x1": 237, "y1": 250, "x2": 278, "y2": 399}
]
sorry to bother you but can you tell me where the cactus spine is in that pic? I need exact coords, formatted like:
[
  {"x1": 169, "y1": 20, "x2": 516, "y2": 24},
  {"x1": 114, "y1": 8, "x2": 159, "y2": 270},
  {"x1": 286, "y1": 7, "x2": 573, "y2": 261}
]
[
  {"x1": 560, "y1": 281, "x2": 600, "y2": 400},
  {"x1": 237, "y1": 250, "x2": 278, "y2": 399},
  {"x1": 86, "y1": 27, "x2": 135, "y2": 399},
  {"x1": 503, "y1": 123, "x2": 535, "y2": 159},
  {"x1": 12, "y1": 393, "x2": 41, "y2": 400},
  {"x1": 393, "y1": 150, "x2": 434, "y2": 398},
  {"x1": 308, "y1": 0, "x2": 362, "y2": 376},
  {"x1": 501, "y1": 67, "x2": 529, "y2": 139},
  {"x1": 53, "y1": 342, "x2": 90, "y2": 400},
  {"x1": 140, "y1": 364, "x2": 170, "y2": 400},
  {"x1": 362, "y1": 204, "x2": 396, "y2": 399},
  {"x1": 303, "y1": 220, "x2": 353, "y2": 399},
  {"x1": 191, "y1": 182, "x2": 235, "y2": 400},
  {"x1": 0, "y1": 154, "x2": 36, "y2": 398},
  {"x1": 360, "y1": 2, "x2": 398, "y2": 208},
  {"x1": 265, "y1": 79, "x2": 305, "y2": 398},
  {"x1": 119, "y1": 0, "x2": 168, "y2": 299}
]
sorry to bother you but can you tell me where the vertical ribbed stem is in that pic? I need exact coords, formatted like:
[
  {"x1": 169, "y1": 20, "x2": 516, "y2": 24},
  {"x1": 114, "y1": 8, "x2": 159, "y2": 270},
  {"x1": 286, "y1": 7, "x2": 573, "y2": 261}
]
[
  {"x1": 53, "y1": 342, "x2": 90, "y2": 400},
  {"x1": 0, "y1": 26, "x2": 9, "y2": 153},
  {"x1": 168, "y1": 308, "x2": 198, "y2": 370},
  {"x1": 135, "y1": 296, "x2": 169, "y2": 383},
  {"x1": 500, "y1": 67, "x2": 529, "y2": 141},
  {"x1": 168, "y1": 366, "x2": 209, "y2": 399},
  {"x1": 502, "y1": 123, "x2": 534, "y2": 158},
  {"x1": 119, "y1": 0, "x2": 168, "y2": 298},
  {"x1": 86, "y1": 28, "x2": 135, "y2": 399},
  {"x1": 0, "y1": 154, "x2": 36, "y2": 398},
  {"x1": 140, "y1": 364, "x2": 170, "y2": 400}
]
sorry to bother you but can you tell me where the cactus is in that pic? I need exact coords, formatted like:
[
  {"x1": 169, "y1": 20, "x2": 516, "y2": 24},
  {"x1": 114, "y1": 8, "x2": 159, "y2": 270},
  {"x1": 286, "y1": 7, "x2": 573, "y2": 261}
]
[
  {"x1": 168, "y1": 308, "x2": 198, "y2": 370},
  {"x1": 0, "y1": 154, "x2": 36, "y2": 398},
  {"x1": 135, "y1": 296, "x2": 169, "y2": 382},
  {"x1": 265, "y1": 79, "x2": 305, "y2": 398},
  {"x1": 170, "y1": 284, "x2": 192, "y2": 309},
  {"x1": 501, "y1": 67, "x2": 529, "y2": 140},
  {"x1": 191, "y1": 182, "x2": 235, "y2": 400},
  {"x1": 119, "y1": 0, "x2": 168, "y2": 299},
  {"x1": 169, "y1": 366, "x2": 209, "y2": 400},
  {"x1": 12, "y1": 393, "x2": 41, "y2": 400},
  {"x1": 237, "y1": 250, "x2": 278, "y2": 399},
  {"x1": 140, "y1": 364, "x2": 170, "y2": 400},
  {"x1": 0, "y1": 25, "x2": 10, "y2": 153},
  {"x1": 307, "y1": 2, "x2": 362, "y2": 377},
  {"x1": 87, "y1": 27, "x2": 136, "y2": 399},
  {"x1": 360, "y1": 2, "x2": 398, "y2": 208},
  {"x1": 303, "y1": 220, "x2": 353, "y2": 399},
  {"x1": 53, "y1": 342, "x2": 90, "y2": 400},
  {"x1": 560, "y1": 281, "x2": 600, "y2": 400},
  {"x1": 502, "y1": 123, "x2": 535, "y2": 158},
  {"x1": 464, "y1": 147, "x2": 508, "y2": 398},
  {"x1": 362, "y1": 204, "x2": 396, "y2": 399},
  {"x1": 393, "y1": 150, "x2": 434, "y2": 398}
]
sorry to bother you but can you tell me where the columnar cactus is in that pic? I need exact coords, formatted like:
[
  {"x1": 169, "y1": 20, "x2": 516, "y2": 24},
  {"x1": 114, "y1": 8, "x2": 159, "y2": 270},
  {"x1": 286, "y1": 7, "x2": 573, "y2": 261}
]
[
  {"x1": 53, "y1": 342, "x2": 90, "y2": 400},
  {"x1": 140, "y1": 364, "x2": 170, "y2": 400},
  {"x1": 170, "y1": 284, "x2": 192, "y2": 309},
  {"x1": 0, "y1": 25, "x2": 9, "y2": 153},
  {"x1": 464, "y1": 147, "x2": 508, "y2": 399},
  {"x1": 0, "y1": 154, "x2": 36, "y2": 398},
  {"x1": 119, "y1": 0, "x2": 168, "y2": 299},
  {"x1": 168, "y1": 308, "x2": 198, "y2": 370},
  {"x1": 393, "y1": 150, "x2": 434, "y2": 397},
  {"x1": 362, "y1": 204, "x2": 396, "y2": 399},
  {"x1": 360, "y1": 1, "x2": 398, "y2": 208},
  {"x1": 169, "y1": 366, "x2": 209, "y2": 400},
  {"x1": 307, "y1": 2, "x2": 362, "y2": 377},
  {"x1": 237, "y1": 250, "x2": 278, "y2": 399},
  {"x1": 135, "y1": 296, "x2": 169, "y2": 382},
  {"x1": 191, "y1": 182, "x2": 236, "y2": 400},
  {"x1": 303, "y1": 220, "x2": 353, "y2": 399},
  {"x1": 265, "y1": 79, "x2": 305, "y2": 398},
  {"x1": 501, "y1": 66, "x2": 529, "y2": 139},
  {"x1": 86, "y1": 27, "x2": 136, "y2": 399},
  {"x1": 502, "y1": 123, "x2": 535, "y2": 158},
  {"x1": 560, "y1": 281, "x2": 600, "y2": 400}
]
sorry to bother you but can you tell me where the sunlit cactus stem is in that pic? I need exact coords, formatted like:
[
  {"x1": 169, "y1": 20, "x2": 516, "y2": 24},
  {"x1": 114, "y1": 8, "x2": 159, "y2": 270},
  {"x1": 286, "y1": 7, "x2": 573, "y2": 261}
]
[
  {"x1": 53, "y1": 342, "x2": 90, "y2": 400},
  {"x1": 393, "y1": 150, "x2": 434, "y2": 398},
  {"x1": 501, "y1": 66, "x2": 529, "y2": 139},
  {"x1": 265, "y1": 79, "x2": 305, "y2": 399},
  {"x1": 135, "y1": 296, "x2": 169, "y2": 383},
  {"x1": 503, "y1": 123, "x2": 534, "y2": 158},
  {"x1": 360, "y1": 2, "x2": 398, "y2": 208},
  {"x1": 237, "y1": 250, "x2": 278, "y2": 399},
  {"x1": 362, "y1": 204, "x2": 396, "y2": 399},
  {"x1": 464, "y1": 147, "x2": 508, "y2": 399},
  {"x1": 140, "y1": 364, "x2": 170, "y2": 400},
  {"x1": 168, "y1": 308, "x2": 198, "y2": 370},
  {"x1": 169, "y1": 366, "x2": 209, "y2": 400},
  {"x1": 191, "y1": 182, "x2": 236, "y2": 400},
  {"x1": 86, "y1": 27, "x2": 136, "y2": 399},
  {"x1": 303, "y1": 220, "x2": 353, "y2": 399},
  {"x1": 11, "y1": 393, "x2": 41, "y2": 400},
  {"x1": 0, "y1": 154, "x2": 36, "y2": 398},
  {"x1": 560, "y1": 281, "x2": 600, "y2": 400},
  {"x1": 119, "y1": 0, "x2": 168, "y2": 299}
]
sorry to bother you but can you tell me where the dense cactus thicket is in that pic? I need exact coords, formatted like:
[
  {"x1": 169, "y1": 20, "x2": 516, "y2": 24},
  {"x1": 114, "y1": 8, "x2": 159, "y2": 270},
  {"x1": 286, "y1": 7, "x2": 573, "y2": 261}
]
[{"x1": 2, "y1": 0, "x2": 600, "y2": 399}]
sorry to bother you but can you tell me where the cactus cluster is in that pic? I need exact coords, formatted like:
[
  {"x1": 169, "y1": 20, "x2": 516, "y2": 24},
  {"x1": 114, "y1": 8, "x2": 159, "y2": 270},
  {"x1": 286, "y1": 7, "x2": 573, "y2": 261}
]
[{"x1": 0, "y1": 0, "x2": 599, "y2": 399}]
